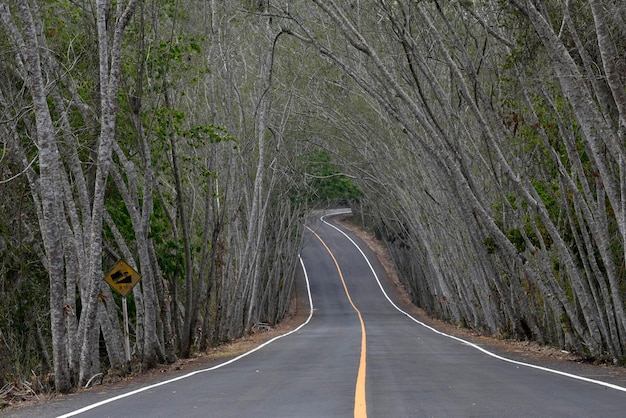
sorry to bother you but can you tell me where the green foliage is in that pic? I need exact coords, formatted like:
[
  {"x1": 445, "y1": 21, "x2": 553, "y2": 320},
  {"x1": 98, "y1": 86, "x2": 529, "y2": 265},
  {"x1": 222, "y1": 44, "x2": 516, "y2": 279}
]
[
  {"x1": 133, "y1": 25, "x2": 208, "y2": 97},
  {"x1": 104, "y1": 190, "x2": 136, "y2": 244},
  {"x1": 506, "y1": 228, "x2": 525, "y2": 253},
  {"x1": 151, "y1": 107, "x2": 235, "y2": 146},
  {"x1": 148, "y1": 37, "x2": 207, "y2": 82},
  {"x1": 182, "y1": 124, "x2": 236, "y2": 146},
  {"x1": 149, "y1": 198, "x2": 183, "y2": 279},
  {"x1": 0, "y1": 195, "x2": 50, "y2": 386},
  {"x1": 294, "y1": 149, "x2": 363, "y2": 206},
  {"x1": 482, "y1": 236, "x2": 497, "y2": 254}
]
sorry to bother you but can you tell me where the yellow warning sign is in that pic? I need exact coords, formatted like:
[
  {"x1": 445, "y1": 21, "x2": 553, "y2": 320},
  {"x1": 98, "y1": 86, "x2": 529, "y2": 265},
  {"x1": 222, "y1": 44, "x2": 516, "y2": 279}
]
[{"x1": 104, "y1": 260, "x2": 141, "y2": 297}]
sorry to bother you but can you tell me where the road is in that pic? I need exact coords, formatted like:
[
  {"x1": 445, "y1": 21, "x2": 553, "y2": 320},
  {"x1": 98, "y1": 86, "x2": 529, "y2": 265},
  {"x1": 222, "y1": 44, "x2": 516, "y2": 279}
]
[{"x1": 11, "y1": 211, "x2": 626, "y2": 417}]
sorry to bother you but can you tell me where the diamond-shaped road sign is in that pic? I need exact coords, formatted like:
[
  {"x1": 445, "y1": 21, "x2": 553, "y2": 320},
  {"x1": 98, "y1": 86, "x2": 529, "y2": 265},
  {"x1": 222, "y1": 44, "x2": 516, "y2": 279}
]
[{"x1": 104, "y1": 260, "x2": 141, "y2": 297}]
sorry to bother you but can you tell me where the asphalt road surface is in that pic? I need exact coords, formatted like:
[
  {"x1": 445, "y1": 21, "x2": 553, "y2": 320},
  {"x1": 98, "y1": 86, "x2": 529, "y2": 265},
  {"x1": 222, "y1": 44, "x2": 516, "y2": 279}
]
[{"x1": 10, "y1": 211, "x2": 626, "y2": 417}]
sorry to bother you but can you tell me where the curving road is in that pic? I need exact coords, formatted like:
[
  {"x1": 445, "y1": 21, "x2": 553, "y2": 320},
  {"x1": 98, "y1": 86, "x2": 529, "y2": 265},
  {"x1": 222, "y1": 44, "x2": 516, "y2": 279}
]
[{"x1": 12, "y1": 211, "x2": 626, "y2": 417}]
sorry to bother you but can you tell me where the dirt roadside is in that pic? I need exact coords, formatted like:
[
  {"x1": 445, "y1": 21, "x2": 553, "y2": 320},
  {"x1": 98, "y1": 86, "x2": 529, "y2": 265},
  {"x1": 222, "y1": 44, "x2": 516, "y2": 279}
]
[{"x1": 4, "y1": 215, "x2": 626, "y2": 413}]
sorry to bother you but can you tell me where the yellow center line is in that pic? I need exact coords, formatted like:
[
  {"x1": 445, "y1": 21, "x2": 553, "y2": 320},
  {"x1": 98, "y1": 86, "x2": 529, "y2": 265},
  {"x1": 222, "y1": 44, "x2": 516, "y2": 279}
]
[{"x1": 306, "y1": 226, "x2": 367, "y2": 418}]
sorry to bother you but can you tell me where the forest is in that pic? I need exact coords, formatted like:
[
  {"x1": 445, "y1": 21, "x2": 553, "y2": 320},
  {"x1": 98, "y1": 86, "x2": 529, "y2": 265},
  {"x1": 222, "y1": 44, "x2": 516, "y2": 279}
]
[{"x1": 0, "y1": 0, "x2": 625, "y2": 396}]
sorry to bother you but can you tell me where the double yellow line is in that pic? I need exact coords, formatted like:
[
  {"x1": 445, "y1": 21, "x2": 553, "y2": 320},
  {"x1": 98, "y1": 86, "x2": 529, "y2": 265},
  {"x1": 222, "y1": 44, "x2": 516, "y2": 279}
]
[{"x1": 306, "y1": 226, "x2": 368, "y2": 418}]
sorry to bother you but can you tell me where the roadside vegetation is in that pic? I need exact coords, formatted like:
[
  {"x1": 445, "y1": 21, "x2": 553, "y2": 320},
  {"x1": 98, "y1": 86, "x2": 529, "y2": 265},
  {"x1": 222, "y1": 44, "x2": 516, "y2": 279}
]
[{"x1": 1, "y1": 0, "x2": 625, "y2": 400}]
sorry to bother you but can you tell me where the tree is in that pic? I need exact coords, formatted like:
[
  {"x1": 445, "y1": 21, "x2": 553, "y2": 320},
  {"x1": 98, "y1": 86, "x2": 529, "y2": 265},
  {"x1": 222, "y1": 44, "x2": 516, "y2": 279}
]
[
  {"x1": 0, "y1": 0, "x2": 139, "y2": 390},
  {"x1": 6, "y1": 0, "x2": 625, "y2": 393},
  {"x1": 280, "y1": 0, "x2": 626, "y2": 360}
]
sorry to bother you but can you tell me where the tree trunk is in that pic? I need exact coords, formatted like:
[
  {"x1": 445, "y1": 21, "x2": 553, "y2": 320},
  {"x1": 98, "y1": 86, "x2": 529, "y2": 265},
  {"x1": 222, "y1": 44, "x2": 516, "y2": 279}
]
[
  {"x1": 78, "y1": 0, "x2": 139, "y2": 386},
  {"x1": 1, "y1": 1, "x2": 72, "y2": 393}
]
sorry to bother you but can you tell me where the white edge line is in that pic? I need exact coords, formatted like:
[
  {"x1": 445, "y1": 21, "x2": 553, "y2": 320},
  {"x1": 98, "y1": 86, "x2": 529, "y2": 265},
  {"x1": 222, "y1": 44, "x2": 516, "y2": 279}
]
[
  {"x1": 57, "y1": 256, "x2": 315, "y2": 418},
  {"x1": 321, "y1": 214, "x2": 626, "y2": 394}
]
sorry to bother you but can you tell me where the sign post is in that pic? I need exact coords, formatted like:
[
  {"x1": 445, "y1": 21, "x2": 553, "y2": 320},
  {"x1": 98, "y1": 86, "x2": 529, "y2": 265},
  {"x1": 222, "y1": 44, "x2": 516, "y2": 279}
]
[
  {"x1": 104, "y1": 260, "x2": 142, "y2": 367},
  {"x1": 121, "y1": 296, "x2": 131, "y2": 365}
]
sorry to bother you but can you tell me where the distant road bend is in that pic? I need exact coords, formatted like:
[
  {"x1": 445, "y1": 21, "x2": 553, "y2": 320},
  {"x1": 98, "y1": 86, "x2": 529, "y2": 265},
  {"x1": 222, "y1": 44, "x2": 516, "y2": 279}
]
[{"x1": 23, "y1": 209, "x2": 626, "y2": 417}]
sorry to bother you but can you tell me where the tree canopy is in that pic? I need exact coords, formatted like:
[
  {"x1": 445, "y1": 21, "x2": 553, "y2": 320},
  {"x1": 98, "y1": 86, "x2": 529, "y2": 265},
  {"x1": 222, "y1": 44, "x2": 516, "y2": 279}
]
[{"x1": 1, "y1": 0, "x2": 625, "y2": 395}]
